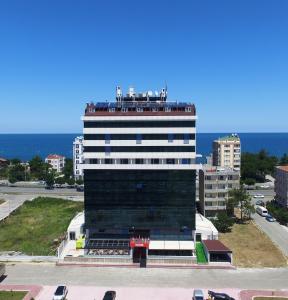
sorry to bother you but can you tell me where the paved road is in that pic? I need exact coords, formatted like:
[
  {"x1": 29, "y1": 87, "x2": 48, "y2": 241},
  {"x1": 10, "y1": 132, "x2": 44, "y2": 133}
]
[
  {"x1": 0, "y1": 186, "x2": 83, "y2": 196},
  {"x1": 0, "y1": 188, "x2": 83, "y2": 221},
  {"x1": 2, "y1": 264, "x2": 288, "y2": 289},
  {"x1": 253, "y1": 213, "x2": 288, "y2": 257}
]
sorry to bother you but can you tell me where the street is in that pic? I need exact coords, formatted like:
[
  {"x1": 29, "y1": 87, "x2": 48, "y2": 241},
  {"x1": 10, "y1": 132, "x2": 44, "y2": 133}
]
[
  {"x1": 1, "y1": 263, "x2": 288, "y2": 289},
  {"x1": 0, "y1": 186, "x2": 83, "y2": 221}
]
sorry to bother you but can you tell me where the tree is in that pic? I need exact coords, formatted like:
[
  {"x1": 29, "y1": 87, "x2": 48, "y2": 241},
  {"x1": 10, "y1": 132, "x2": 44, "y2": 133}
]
[
  {"x1": 10, "y1": 158, "x2": 21, "y2": 165},
  {"x1": 212, "y1": 211, "x2": 234, "y2": 233},
  {"x1": 63, "y1": 158, "x2": 73, "y2": 179},
  {"x1": 45, "y1": 171, "x2": 55, "y2": 188},
  {"x1": 75, "y1": 178, "x2": 83, "y2": 185},
  {"x1": 280, "y1": 153, "x2": 288, "y2": 166},
  {"x1": 55, "y1": 176, "x2": 66, "y2": 186},
  {"x1": 29, "y1": 156, "x2": 46, "y2": 180},
  {"x1": 227, "y1": 186, "x2": 254, "y2": 221},
  {"x1": 66, "y1": 177, "x2": 75, "y2": 186},
  {"x1": 8, "y1": 163, "x2": 26, "y2": 183}
]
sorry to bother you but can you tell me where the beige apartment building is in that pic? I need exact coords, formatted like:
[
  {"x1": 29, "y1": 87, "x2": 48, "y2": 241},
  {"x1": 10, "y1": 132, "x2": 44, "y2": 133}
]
[
  {"x1": 199, "y1": 165, "x2": 240, "y2": 218},
  {"x1": 212, "y1": 134, "x2": 241, "y2": 171},
  {"x1": 275, "y1": 165, "x2": 288, "y2": 208}
]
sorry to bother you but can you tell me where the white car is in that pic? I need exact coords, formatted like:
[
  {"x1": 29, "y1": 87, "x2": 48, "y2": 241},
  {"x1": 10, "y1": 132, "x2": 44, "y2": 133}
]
[
  {"x1": 260, "y1": 185, "x2": 270, "y2": 189},
  {"x1": 53, "y1": 286, "x2": 68, "y2": 300},
  {"x1": 253, "y1": 194, "x2": 265, "y2": 198},
  {"x1": 193, "y1": 289, "x2": 204, "y2": 300}
]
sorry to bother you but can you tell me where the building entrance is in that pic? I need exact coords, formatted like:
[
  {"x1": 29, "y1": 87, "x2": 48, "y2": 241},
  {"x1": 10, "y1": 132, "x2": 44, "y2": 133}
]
[{"x1": 132, "y1": 247, "x2": 147, "y2": 266}]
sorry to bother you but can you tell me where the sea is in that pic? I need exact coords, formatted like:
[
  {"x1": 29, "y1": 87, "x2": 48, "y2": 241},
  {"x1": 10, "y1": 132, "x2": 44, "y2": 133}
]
[{"x1": 0, "y1": 133, "x2": 287, "y2": 162}]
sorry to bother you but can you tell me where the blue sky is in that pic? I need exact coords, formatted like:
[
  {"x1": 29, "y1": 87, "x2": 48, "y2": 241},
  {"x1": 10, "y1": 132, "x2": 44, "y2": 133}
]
[{"x1": 0, "y1": 0, "x2": 287, "y2": 133}]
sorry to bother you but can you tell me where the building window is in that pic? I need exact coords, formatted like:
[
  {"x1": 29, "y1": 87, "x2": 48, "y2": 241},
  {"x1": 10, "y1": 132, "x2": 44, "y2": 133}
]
[
  {"x1": 168, "y1": 134, "x2": 174, "y2": 143},
  {"x1": 69, "y1": 231, "x2": 76, "y2": 240},
  {"x1": 166, "y1": 159, "x2": 175, "y2": 164},
  {"x1": 105, "y1": 134, "x2": 111, "y2": 144},
  {"x1": 181, "y1": 158, "x2": 191, "y2": 164},
  {"x1": 109, "y1": 108, "x2": 115, "y2": 112},
  {"x1": 104, "y1": 158, "x2": 113, "y2": 164},
  {"x1": 76, "y1": 144, "x2": 79, "y2": 148},
  {"x1": 183, "y1": 134, "x2": 189, "y2": 144},
  {"x1": 136, "y1": 107, "x2": 143, "y2": 112},
  {"x1": 151, "y1": 159, "x2": 160, "y2": 164},
  {"x1": 136, "y1": 134, "x2": 142, "y2": 144},
  {"x1": 76, "y1": 150, "x2": 79, "y2": 154},
  {"x1": 135, "y1": 159, "x2": 144, "y2": 164},
  {"x1": 121, "y1": 108, "x2": 128, "y2": 112},
  {"x1": 185, "y1": 107, "x2": 192, "y2": 112},
  {"x1": 165, "y1": 107, "x2": 171, "y2": 112},
  {"x1": 120, "y1": 159, "x2": 129, "y2": 164},
  {"x1": 90, "y1": 159, "x2": 98, "y2": 164},
  {"x1": 105, "y1": 146, "x2": 111, "y2": 155}
]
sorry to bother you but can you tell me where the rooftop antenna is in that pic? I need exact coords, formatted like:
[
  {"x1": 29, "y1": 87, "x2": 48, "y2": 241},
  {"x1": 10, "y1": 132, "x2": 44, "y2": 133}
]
[{"x1": 116, "y1": 86, "x2": 122, "y2": 102}]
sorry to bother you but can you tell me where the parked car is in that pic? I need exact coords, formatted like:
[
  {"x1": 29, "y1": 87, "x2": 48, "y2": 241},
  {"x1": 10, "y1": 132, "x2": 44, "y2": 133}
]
[
  {"x1": 53, "y1": 285, "x2": 68, "y2": 300},
  {"x1": 103, "y1": 291, "x2": 116, "y2": 300},
  {"x1": 253, "y1": 194, "x2": 264, "y2": 198},
  {"x1": 208, "y1": 290, "x2": 235, "y2": 300},
  {"x1": 76, "y1": 185, "x2": 84, "y2": 192},
  {"x1": 265, "y1": 214, "x2": 276, "y2": 222},
  {"x1": 255, "y1": 200, "x2": 265, "y2": 206},
  {"x1": 193, "y1": 289, "x2": 204, "y2": 300},
  {"x1": 45, "y1": 185, "x2": 54, "y2": 190},
  {"x1": 0, "y1": 263, "x2": 5, "y2": 277},
  {"x1": 260, "y1": 184, "x2": 270, "y2": 189}
]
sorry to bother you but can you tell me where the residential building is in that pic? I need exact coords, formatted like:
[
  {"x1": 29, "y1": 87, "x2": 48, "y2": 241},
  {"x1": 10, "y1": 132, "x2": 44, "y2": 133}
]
[
  {"x1": 274, "y1": 166, "x2": 288, "y2": 208},
  {"x1": 45, "y1": 154, "x2": 65, "y2": 173},
  {"x1": 0, "y1": 157, "x2": 9, "y2": 168},
  {"x1": 212, "y1": 134, "x2": 241, "y2": 170},
  {"x1": 199, "y1": 165, "x2": 240, "y2": 218},
  {"x1": 81, "y1": 86, "x2": 199, "y2": 263},
  {"x1": 73, "y1": 136, "x2": 84, "y2": 179}
]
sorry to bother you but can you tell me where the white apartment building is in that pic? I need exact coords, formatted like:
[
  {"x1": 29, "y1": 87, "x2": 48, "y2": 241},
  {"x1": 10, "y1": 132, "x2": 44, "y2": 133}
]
[
  {"x1": 45, "y1": 154, "x2": 65, "y2": 173},
  {"x1": 275, "y1": 165, "x2": 288, "y2": 208},
  {"x1": 212, "y1": 134, "x2": 241, "y2": 171},
  {"x1": 73, "y1": 136, "x2": 84, "y2": 179}
]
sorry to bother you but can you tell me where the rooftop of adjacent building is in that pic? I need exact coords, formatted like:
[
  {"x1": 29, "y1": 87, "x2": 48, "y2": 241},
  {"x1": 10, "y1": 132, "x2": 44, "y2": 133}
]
[
  {"x1": 84, "y1": 86, "x2": 196, "y2": 116},
  {"x1": 214, "y1": 134, "x2": 240, "y2": 143},
  {"x1": 276, "y1": 165, "x2": 288, "y2": 172},
  {"x1": 202, "y1": 164, "x2": 240, "y2": 174},
  {"x1": 46, "y1": 154, "x2": 65, "y2": 159}
]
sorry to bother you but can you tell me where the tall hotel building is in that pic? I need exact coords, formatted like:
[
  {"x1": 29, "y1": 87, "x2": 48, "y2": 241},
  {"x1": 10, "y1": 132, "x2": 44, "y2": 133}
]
[{"x1": 82, "y1": 87, "x2": 199, "y2": 262}]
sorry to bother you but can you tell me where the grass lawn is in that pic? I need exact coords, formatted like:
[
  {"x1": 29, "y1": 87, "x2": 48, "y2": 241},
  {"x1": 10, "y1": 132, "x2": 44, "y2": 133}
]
[
  {"x1": 0, "y1": 291, "x2": 27, "y2": 300},
  {"x1": 0, "y1": 199, "x2": 5, "y2": 205},
  {"x1": 0, "y1": 197, "x2": 83, "y2": 255},
  {"x1": 219, "y1": 221, "x2": 287, "y2": 267},
  {"x1": 196, "y1": 242, "x2": 208, "y2": 263}
]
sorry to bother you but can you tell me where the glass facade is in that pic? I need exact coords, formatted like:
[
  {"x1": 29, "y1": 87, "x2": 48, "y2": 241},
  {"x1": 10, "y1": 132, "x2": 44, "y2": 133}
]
[
  {"x1": 84, "y1": 120, "x2": 195, "y2": 128},
  {"x1": 84, "y1": 169, "x2": 196, "y2": 234}
]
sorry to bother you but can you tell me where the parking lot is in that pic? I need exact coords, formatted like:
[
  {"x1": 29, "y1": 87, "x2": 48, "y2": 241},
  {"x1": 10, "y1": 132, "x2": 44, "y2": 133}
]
[{"x1": 37, "y1": 286, "x2": 240, "y2": 300}]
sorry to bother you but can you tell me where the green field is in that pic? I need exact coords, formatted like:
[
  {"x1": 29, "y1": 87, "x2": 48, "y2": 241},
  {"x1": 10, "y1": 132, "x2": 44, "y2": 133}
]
[
  {"x1": 0, "y1": 197, "x2": 83, "y2": 255},
  {"x1": 0, "y1": 291, "x2": 27, "y2": 300},
  {"x1": 196, "y1": 242, "x2": 208, "y2": 263}
]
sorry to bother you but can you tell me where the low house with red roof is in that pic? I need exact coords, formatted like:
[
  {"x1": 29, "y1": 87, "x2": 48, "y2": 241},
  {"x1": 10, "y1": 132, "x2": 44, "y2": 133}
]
[
  {"x1": 45, "y1": 154, "x2": 65, "y2": 173},
  {"x1": 0, "y1": 157, "x2": 9, "y2": 168},
  {"x1": 202, "y1": 240, "x2": 232, "y2": 264}
]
